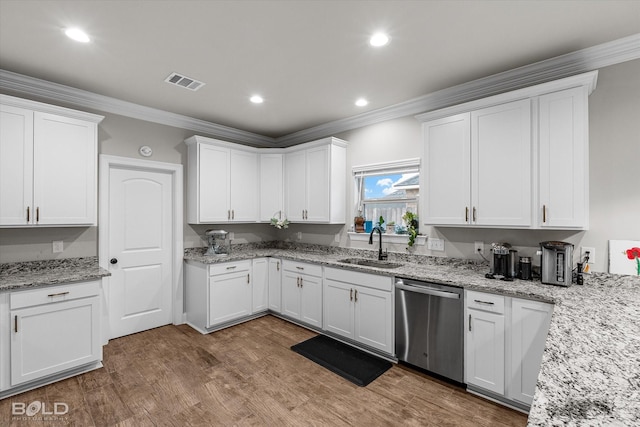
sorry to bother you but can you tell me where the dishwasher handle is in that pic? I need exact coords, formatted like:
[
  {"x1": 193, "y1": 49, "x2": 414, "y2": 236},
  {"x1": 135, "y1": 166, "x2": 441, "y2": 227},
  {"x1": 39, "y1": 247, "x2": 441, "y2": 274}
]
[{"x1": 395, "y1": 281, "x2": 460, "y2": 299}]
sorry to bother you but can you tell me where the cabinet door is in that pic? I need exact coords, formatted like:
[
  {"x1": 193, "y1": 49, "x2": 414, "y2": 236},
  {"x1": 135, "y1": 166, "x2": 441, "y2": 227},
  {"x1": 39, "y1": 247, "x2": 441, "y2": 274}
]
[
  {"x1": 33, "y1": 112, "x2": 97, "y2": 225},
  {"x1": 208, "y1": 270, "x2": 251, "y2": 327},
  {"x1": 471, "y1": 100, "x2": 532, "y2": 227},
  {"x1": 198, "y1": 144, "x2": 230, "y2": 222},
  {"x1": 230, "y1": 149, "x2": 258, "y2": 222},
  {"x1": 422, "y1": 113, "x2": 471, "y2": 225},
  {"x1": 509, "y1": 299, "x2": 552, "y2": 405},
  {"x1": 353, "y1": 285, "x2": 393, "y2": 354},
  {"x1": 284, "y1": 150, "x2": 306, "y2": 221},
  {"x1": 268, "y1": 259, "x2": 282, "y2": 313},
  {"x1": 466, "y1": 309, "x2": 505, "y2": 395},
  {"x1": 259, "y1": 154, "x2": 284, "y2": 222},
  {"x1": 281, "y1": 272, "x2": 301, "y2": 319},
  {"x1": 0, "y1": 104, "x2": 33, "y2": 226},
  {"x1": 252, "y1": 259, "x2": 268, "y2": 313},
  {"x1": 299, "y1": 274, "x2": 322, "y2": 328},
  {"x1": 305, "y1": 145, "x2": 330, "y2": 222},
  {"x1": 538, "y1": 87, "x2": 588, "y2": 229},
  {"x1": 323, "y1": 279, "x2": 354, "y2": 339},
  {"x1": 11, "y1": 297, "x2": 101, "y2": 386}
]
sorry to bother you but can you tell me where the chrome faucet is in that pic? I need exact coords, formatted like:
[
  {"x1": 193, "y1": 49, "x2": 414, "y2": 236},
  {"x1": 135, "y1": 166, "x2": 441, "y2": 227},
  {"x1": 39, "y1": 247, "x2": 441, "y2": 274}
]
[{"x1": 369, "y1": 225, "x2": 388, "y2": 261}]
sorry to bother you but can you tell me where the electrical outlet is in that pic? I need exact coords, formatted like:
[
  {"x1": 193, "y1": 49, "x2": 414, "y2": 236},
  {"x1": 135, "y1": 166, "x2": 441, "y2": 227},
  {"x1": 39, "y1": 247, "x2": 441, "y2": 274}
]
[
  {"x1": 334, "y1": 233, "x2": 340, "y2": 243},
  {"x1": 296, "y1": 232, "x2": 302, "y2": 240},
  {"x1": 427, "y1": 237, "x2": 445, "y2": 251},
  {"x1": 581, "y1": 246, "x2": 595, "y2": 264},
  {"x1": 52, "y1": 241, "x2": 64, "y2": 253},
  {"x1": 228, "y1": 232, "x2": 235, "y2": 241},
  {"x1": 475, "y1": 241, "x2": 484, "y2": 255}
]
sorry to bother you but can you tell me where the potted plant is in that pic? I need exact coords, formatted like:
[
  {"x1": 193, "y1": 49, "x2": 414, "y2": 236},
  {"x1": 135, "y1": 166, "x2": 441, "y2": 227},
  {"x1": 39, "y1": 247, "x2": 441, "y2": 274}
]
[
  {"x1": 386, "y1": 221, "x2": 396, "y2": 234},
  {"x1": 402, "y1": 211, "x2": 419, "y2": 247},
  {"x1": 376, "y1": 215, "x2": 386, "y2": 232}
]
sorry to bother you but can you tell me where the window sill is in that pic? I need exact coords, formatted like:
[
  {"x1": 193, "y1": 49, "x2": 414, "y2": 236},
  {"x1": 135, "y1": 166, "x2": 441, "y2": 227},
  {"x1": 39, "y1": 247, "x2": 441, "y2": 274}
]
[{"x1": 347, "y1": 232, "x2": 427, "y2": 246}]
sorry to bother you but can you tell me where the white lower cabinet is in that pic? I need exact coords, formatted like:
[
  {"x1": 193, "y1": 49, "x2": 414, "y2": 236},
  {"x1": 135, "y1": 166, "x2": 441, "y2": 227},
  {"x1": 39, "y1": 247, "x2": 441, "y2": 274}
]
[
  {"x1": 185, "y1": 260, "x2": 259, "y2": 333},
  {"x1": 4, "y1": 281, "x2": 102, "y2": 390},
  {"x1": 323, "y1": 268, "x2": 393, "y2": 354},
  {"x1": 252, "y1": 258, "x2": 269, "y2": 313},
  {"x1": 281, "y1": 261, "x2": 322, "y2": 328},
  {"x1": 268, "y1": 258, "x2": 282, "y2": 313},
  {"x1": 465, "y1": 290, "x2": 552, "y2": 409}
]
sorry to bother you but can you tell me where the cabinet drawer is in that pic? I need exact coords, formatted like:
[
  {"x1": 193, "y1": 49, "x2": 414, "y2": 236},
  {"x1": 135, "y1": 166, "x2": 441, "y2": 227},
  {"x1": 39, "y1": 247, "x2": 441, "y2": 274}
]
[
  {"x1": 282, "y1": 260, "x2": 322, "y2": 277},
  {"x1": 466, "y1": 290, "x2": 505, "y2": 314},
  {"x1": 10, "y1": 280, "x2": 100, "y2": 310},
  {"x1": 208, "y1": 260, "x2": 252, "y2": 276},
  {"x1": 324, "y1": 267, "x2": 392, "y2": 292}
]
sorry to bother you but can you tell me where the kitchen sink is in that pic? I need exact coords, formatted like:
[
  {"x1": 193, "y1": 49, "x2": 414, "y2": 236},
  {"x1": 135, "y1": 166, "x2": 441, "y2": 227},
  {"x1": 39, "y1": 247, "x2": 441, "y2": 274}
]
[{"x1": 337, "y1": 258, "x2": 403, "y2": 269}]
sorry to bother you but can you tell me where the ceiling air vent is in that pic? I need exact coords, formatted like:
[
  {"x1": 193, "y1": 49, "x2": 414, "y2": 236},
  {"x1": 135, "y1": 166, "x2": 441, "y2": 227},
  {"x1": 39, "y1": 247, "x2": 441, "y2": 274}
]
[{"x1": 164, "y1": 72, "x2": 205, "y2": 91}]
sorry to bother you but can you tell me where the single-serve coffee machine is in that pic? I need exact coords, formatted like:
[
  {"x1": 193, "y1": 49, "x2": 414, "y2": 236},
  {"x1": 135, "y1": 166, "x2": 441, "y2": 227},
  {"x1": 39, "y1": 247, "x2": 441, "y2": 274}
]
[
  {"x1": 540, "y1": 241, "x2": 574, "y2": 286},
  {"x1": 486, "y1": 243, "x2": 517, "y2": 281}
]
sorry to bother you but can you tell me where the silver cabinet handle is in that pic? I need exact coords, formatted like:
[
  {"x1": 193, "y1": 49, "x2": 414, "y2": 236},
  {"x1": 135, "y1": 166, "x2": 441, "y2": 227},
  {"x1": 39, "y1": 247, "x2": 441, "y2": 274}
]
[
  {"x1": 465, "y1": 207, "x2": 469, "y2": 222},
  {"x1": 26, "y1": 206, "x2": 30, "y2": 223},
  {"x1": 36, "y1": 207, "x2": 40, "y2": 223},
  {"x1": 227, "y1": 210, "x2": 231, "y2": 220},
  {"x1": 14, "y1": 315, "x2": 18, "y2": 333},
  {"x1": 350, "y1": 288, "x2": 353, "y2": 301},
  {"x1": 276, "y1": 261, "x2": 280, "y2": 271},
  {"x1": 474, "y1": 299, "x2": 494, "y2": 305},
  {"x1": 296, "y1": 277, "x2": 300, "y2": 287},
  {"x1": 296, "y1": 266, "x2": 304, "y2": 270},
  {"x1": 300, "y1": 277, "x2": 303, "y2": 288},
  {"x1": 226, "y1": 266, "x2": 237, "y2": 270},
  {"x1": 354, "y1": 289, "x2": 357, "y2": 302},
  {"x1": 232, "y1": 210, "x2": 235, "y2": 220},
  {"x1": 469, "y1": 314, "x2": 472, "y2": 331},
  {"x1": 48, "y1": 291, "x2": 70, "y2": 298},
  {"x1": 472, "y1": 206, "x2": 477, "y2": 222},
  {"x1": 543, "y1": 205, "x2": 547, "y2": 223},
  {"x1": 247, "y1": 274, "x2": 250, "y2": 284}
]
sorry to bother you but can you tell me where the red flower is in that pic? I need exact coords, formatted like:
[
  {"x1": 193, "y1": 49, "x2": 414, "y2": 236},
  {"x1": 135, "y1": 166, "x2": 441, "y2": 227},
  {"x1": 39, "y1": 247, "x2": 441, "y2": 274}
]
[{"x1": 626, "y1": 247, "x2": 640, "y2": 260}]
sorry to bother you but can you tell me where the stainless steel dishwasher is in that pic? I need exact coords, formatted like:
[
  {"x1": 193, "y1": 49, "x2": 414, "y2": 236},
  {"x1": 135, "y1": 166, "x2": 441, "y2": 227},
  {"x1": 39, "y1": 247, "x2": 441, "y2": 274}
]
[{"x1": 395, "y1": 278, "x2": 464, "y2": 383}]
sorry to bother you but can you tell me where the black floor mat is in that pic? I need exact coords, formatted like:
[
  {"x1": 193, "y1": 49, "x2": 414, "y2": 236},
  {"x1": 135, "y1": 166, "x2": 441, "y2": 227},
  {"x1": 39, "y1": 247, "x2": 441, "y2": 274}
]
[{"x1": 291, "y1": 335, "x2": 392, "y2": 387}]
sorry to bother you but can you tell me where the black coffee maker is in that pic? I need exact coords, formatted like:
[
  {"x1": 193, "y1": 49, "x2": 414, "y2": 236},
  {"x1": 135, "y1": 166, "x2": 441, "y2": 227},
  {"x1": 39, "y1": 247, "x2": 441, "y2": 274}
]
[{"x1": 485, "y1": 243, "x2": 517, "y2": 281}]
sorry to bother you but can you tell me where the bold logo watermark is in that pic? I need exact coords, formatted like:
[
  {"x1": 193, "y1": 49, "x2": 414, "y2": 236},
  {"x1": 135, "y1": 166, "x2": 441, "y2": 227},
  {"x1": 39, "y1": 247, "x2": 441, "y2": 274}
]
[{"x1": 11, "y1": 400, "x2": 69, "y2": 421}]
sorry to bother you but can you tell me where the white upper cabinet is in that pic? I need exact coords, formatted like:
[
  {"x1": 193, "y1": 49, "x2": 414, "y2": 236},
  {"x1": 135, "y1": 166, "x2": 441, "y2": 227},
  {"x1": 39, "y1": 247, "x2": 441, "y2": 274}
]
[
  {"x1": 186, "y1": 136, "x2": 258, "y2": 223},
  {"x1": 259, "y1": 153, "x2": 284, "y2": 222},
  {"x1": 284, "y1": 137, "x2": 347, "y2": 224},
  {"x1": 538, "y1": 86, "x2": 589, "y2": 229},
  {"x1": 0, "y1": 95, "x2": 103, "y2": 227},
  {"x1": 417, "y1": 71, "x2": 597, "y2": 230},
  {"x1": 471, "y1": 99, "x2": 532, "y2": 227}
]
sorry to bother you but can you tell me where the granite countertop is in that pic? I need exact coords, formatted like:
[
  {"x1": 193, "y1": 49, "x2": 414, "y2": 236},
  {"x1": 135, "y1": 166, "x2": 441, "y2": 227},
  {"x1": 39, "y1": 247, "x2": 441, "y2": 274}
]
[
  {"x1": 186, "y1": 243, "x2": 640, "y2": 426},
  {"x1": 0, "y1": 257, "x2": 111, "y2": 291}
]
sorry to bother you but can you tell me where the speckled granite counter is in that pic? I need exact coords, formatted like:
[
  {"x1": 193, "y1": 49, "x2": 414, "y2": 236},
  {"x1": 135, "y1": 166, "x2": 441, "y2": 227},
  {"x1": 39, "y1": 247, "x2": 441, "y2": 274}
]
[
  {"x1": 0, "y1": 257, "x2": 111, "y2": 291},
  {"x1": 185, "y1": 243, "x2": 640, "y2": 426}
]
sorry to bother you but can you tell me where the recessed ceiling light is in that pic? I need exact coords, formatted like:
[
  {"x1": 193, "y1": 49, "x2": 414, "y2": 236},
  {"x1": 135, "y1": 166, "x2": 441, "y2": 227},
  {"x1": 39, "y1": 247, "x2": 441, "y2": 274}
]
[
  {"x1": 64, "y1": 28, "x2": 90, "y2": 43},
  {"x1": 355, "y1": 98, "x2": 368, "y2": 107},
  {"x1": 369, "y1": 33, "x2": 389, "y2": 47},
  {"x1": 250, "y1": 95, "x2": 264, "y2": 104}
]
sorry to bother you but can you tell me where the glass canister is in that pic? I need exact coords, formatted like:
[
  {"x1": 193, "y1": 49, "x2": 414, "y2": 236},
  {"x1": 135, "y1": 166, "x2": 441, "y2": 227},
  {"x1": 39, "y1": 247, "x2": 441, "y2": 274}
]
[{"x1": 205, "y1": 229, "x2": 230, "y2": 256}]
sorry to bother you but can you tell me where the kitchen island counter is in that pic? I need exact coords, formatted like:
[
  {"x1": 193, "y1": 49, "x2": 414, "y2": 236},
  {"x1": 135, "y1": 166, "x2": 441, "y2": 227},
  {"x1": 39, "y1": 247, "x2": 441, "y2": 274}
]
[{"x1": 186, "y1": 243, "x2": 640, "y2": 426}]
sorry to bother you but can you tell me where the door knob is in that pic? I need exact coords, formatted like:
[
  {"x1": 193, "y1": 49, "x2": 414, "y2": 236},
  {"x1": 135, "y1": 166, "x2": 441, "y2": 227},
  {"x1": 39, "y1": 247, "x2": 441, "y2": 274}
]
[{"x1": 110, "y1": 258, "x2": 118, "y2": 264}]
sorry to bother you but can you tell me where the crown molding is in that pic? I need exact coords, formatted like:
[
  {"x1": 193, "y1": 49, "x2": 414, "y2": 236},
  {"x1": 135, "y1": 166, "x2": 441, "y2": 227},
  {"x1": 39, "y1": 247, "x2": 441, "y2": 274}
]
[
  {"x1": 0, "y1": 69, "x2": 276, "y2": 147},
  {"x1": 274, "y1": 33, "x2": 640, "y2": 146},
  {"x1": 1, "y1": 34, "x2": 638, "y2": 148}
]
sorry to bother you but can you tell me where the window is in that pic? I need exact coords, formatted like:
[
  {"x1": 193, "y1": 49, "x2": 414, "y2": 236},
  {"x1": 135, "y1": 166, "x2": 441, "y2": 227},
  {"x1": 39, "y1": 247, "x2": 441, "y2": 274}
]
[{"x1": 353, "y1": 159, "x2": 420, "y2": 229}]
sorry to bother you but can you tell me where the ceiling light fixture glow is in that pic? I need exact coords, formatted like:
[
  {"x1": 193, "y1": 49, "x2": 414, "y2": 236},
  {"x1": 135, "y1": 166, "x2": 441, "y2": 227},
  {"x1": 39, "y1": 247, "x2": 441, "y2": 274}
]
[
  {"x1": 355, "y1": 98, "x2": 368, "y2": 107},
  {"x1": 369, "y1": 33, "x2": 389, "y2": 47},
  {"x1": 64, "y1": 27, "x2": 90, "y2": 43},
  {"x1": 250, "y1": 95, "x2": 264, "y2": 104}
]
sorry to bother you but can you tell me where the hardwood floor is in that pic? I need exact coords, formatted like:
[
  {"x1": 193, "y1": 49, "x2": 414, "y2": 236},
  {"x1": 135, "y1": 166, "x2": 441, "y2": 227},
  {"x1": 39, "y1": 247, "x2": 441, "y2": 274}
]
[{"x1": 1, "y1": 315, "x2": 527, "y2": 426}]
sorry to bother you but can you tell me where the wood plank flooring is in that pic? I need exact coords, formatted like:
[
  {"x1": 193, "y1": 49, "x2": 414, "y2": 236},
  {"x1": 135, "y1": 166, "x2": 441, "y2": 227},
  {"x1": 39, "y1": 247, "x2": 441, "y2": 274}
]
[{"x1": 0, "y1": 315, "x2": 527, "y2": 426}]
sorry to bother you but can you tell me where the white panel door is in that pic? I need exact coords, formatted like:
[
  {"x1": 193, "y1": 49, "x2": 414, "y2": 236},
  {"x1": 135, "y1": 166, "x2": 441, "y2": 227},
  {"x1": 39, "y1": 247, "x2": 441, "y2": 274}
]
[
  {"x1": 354, "y1": 285, "x2": 393, "y2": 353},
  {"x1": 229, "y1": 149, "x2": 258, "y2": 222},
  {"x1": 422, "y1": 113, "x2": 471, "y2": 225},
  {"x1": 538, "y1": 87, "x2": 588, "y2": 228},
  {"x1": 259, "y1": 153, "x2": 284, "y2": 221},
  {"x1": 305, "y1": 145, "x2": 330, "y2": 222},
  {"x1": 284, "y1": 150, "x2": 306, "y2": 221},
  {"x1": 252, "y1": 258, "x2": 268, "y2": 313},
  {"x1": 466, "y1": 309, "x2": 505, "y2": 395},
  {"x1": 11, "y1": 297, "x2": 100, "y2": 386},
  {"x1": 509, "y1": 299, "x2": 552, "y2": 405},
  {"x1": 323, "y1": 279, "x2": 354, "y2": 339},
  {"x1": 472, "y1": 99, "x2": 532, "y2": 227},
  {"x1": 198, "y1": 144, "x2": 229, "y2": 222},
  {"x1": 33, "y1": 112, "x2": 96, "y2": 225},
  {"x1": 268, "y1": 259, "x2": 282, "y2": 313},
  {"x1": 0, "y1": 104, "x2": 33, "y2": 226},
  {"x1": 108, "y1": 167, "x2": 173, "y2": 338},
  {"x1": 300, "y1": 274, "x2": 322, "y2": 328}
]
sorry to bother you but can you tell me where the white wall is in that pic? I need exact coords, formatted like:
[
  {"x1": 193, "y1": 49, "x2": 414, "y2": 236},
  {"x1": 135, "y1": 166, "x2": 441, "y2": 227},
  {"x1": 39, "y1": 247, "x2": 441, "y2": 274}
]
[{"x1": 1, "y1": 59, "x2": 638, "y2": 271}]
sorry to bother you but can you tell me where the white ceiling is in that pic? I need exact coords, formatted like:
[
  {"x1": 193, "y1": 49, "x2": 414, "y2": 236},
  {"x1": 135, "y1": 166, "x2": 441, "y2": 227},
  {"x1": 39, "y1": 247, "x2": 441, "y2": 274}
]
[{"x1": 1, "y1": 0, "x2": 639, "y2": 139}]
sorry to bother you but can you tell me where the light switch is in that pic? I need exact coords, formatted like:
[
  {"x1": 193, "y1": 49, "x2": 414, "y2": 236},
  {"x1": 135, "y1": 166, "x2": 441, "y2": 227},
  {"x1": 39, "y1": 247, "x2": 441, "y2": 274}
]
[{"x1": 52, "y1": 241, "x2": 64, "y2": 253}]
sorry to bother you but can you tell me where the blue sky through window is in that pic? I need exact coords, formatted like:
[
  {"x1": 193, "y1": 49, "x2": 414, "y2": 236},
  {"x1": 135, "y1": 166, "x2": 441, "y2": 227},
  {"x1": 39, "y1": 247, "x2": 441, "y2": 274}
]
[{"x1": 363, "y1": 174, "x2": 403, "y2": 199}]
